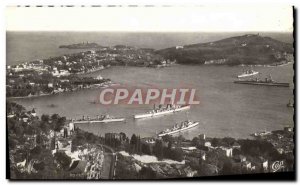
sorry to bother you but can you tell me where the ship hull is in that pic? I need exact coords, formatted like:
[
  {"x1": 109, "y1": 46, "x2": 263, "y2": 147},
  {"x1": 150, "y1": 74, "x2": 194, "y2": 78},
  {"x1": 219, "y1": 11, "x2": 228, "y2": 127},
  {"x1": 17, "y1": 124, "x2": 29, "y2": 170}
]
[
  {"x1": 134, "y1": 105, "x2": 190, "y2": 119},
  {"x1": 158, "y1": 122, "x2": 199, "y2": 137},
  {"x1": 234, "y1": 81, "x2": 289, "y2": 87},
  {"x1": 73, "y1": 118, "x2": 125, "y2": 124}
]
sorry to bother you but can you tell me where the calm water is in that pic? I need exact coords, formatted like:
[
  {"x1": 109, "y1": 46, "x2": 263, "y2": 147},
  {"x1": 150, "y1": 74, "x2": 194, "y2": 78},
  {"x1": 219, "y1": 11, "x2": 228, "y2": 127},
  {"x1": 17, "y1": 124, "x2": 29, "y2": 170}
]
[
  {"x1": 7, "y1": 31, "x2": 294, "y2": 139},
  {"x1": 13, "y1": 64, "x2": 294, "y2": 139}
]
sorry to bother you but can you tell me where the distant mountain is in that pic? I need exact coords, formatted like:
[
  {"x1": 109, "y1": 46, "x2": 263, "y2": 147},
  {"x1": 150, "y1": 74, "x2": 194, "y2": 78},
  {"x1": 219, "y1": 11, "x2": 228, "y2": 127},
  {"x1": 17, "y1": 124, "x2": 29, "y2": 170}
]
[{"x1": 156, "y1": 34, "x2": 294, "y2": 65}]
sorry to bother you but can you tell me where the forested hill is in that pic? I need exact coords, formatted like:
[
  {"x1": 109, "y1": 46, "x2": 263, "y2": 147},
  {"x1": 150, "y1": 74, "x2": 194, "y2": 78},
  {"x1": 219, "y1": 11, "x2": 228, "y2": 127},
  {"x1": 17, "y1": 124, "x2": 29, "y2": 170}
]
[{"x1": 156, "y1": 34, "x2": 294, "y2": 65}]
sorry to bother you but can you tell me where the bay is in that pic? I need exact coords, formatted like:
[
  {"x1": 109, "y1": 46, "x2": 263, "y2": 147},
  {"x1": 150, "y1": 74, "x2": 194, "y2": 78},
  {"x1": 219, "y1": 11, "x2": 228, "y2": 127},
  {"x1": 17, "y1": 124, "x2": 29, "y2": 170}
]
[{"x1": 13, "y1": 64, "x2": 294, "y2": 139}]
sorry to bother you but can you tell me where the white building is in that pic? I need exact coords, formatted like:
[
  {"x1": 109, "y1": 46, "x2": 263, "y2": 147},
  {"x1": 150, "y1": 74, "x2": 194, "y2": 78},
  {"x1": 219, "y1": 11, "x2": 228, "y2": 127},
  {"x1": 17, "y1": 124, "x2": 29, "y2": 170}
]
[
  {"x1": 204, "y1": 141, "x2": 211, "y2": 147},
  {"x1": 220, "y1": 147, "x2": 233, "y2": 157},
  {"x1": 176, "y1": 46, "x2": 184, "y2": 49},
  {"x1": 48, "y1": 83, "x2": 53, "y2": 88}
]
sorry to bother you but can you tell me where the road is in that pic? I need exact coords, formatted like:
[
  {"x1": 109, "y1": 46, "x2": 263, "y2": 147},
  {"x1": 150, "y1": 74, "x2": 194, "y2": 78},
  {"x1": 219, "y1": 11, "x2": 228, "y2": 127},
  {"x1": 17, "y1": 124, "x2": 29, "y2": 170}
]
[{"x1": 98, "y1": 144, "x2": 117, "y2": 179}]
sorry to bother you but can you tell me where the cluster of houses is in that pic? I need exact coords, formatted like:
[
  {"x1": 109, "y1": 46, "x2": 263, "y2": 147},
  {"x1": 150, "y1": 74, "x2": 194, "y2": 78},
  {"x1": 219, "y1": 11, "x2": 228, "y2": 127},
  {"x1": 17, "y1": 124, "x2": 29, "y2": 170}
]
[
  {"x1": 68, "y1": 145, "x2": 105, "y2": 179},
  {"x1": 8, "y1": 106, "x2": 107, "y2": 179},
  {"x1": 6, "y1": 44, "x2": 172, "y2": 98},
  {"x1": 204, "y1": 58, "x2": 228, "y2": 65},
  {"x1": 7, "y1": 60, "x2": 48, "y2": 73},
  {"x1": 7, "y1": 107, "x2": 37, "y2": 123},
  {"x1": 6, "y1": 60, "x2": 111, "y2": 98},
  {"x1": 7, "y1": 43, "x2": 171, "y2": 80},
  {"x1": 140, "y1": 131, "x2": 290, "y2": 176},
  {"x1": 193, "y1": 131, "x2": 293, "y2": 174},
  {"x1": 116, "y1": 151, "x2": 198, "y2": 179},
  {"x1": 51, "y1": 122, "x2": 106, "y2": 179}
]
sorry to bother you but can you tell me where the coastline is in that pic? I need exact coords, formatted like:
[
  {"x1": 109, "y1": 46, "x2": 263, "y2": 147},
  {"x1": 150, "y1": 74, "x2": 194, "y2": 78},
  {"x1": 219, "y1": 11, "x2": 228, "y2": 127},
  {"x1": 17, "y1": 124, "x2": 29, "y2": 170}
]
[{"x1": 7, "y1": 81, "x2": 119, "y2": 100}]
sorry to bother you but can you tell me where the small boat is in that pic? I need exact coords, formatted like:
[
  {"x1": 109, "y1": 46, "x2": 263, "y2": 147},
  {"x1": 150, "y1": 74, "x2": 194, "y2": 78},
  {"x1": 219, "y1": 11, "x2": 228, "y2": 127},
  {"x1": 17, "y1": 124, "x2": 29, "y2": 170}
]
[
  {"x1": 237, "y1": 69, "x2": 259, "y2": 78},
  {"x1": 158, "y1": 120, "x2": 199, "y2": 137},
  {"x1": 134, "y1": 104, "x2": 190, "y2": 119}
]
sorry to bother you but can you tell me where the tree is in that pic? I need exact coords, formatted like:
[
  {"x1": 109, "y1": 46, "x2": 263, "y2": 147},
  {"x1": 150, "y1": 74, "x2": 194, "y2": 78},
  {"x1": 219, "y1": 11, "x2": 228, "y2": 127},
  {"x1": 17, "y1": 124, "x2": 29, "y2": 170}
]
[
  {"x1": 136, "y1": 135, "x2": 142, "y2": 154},
  {"x1": 211, "y1": 138, "x2": 222, "y2": 147},
  {"x1": 14, "y1": 125, "x2": 24, "y2": 136},
  {"x1": 176, "y1": 135, "x2": 184, "y2": 147},
  {"x1": 30, "y1": 146, "x2": 42, "y2": 157},
  {"x1": 130, "y1": 134, "x2": 137, "y2": 154},
  {"x1": 53, "y1": 116, "x2": 66, "y2": 132},
  {"x1": 153, "y1": 140, "x2": 164, "y2": 160},
  {"x1": 221, "y1": 160, "x2": 233, "y2": 175},
  {"x1": 119, "y1": 132, "x2": 126, "y2": 141},
  {"x1": 141, "y1": 143, "x2": 152, "y2": 155},
  {"x1": 161, "y1": 135, "x2": 173, "y2": 143},
  {"x1": 54, "y1": 152, "x2": 72, "y2": 170},
  {"x1": 171, "y1": 148, "x2": 184, "y2": 162},
  {"x1": 33, "y1": 161, "x2": 45, "y2": 171},
  {"x1": 130, "y1": 134, "x2": 137, "y2": 146},
  {"x1": 192, "y1": 137, "x2": 200, "y2": 146},
  {"x1": 139, "y1": 167, "x2": 156, "y2": 179},
  {"x1": 41, "y1": 114, "x2": 49, "y2": 123},
  {"x1": 40, "y1": 122, "x2": 50, "y2": 134},
  {"x1": 222, "y1": 137, "x2": 236, "y2": 147}
]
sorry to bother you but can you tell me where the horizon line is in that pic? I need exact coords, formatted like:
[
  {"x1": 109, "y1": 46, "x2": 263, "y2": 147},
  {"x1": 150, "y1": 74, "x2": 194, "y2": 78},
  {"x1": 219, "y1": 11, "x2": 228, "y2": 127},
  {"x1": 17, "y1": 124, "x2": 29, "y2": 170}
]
[{"x1": 6, "y1": 30, "x2": 293, "y2": 33}]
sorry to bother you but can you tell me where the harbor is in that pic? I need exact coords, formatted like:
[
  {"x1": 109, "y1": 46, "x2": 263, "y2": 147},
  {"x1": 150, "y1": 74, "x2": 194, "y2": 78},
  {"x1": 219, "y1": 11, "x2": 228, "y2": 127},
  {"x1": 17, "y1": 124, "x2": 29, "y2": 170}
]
[
  {"x1": 6, "y1": 5, "x2": 295, "y2": 180},
  {"x1": 13, "y1": 64, "x2": 294, "y2": 139}
]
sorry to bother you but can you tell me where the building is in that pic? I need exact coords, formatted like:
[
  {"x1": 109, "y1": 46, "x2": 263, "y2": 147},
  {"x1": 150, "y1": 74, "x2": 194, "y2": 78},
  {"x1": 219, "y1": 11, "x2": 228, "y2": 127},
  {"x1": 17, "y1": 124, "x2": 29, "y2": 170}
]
[
  {"x1": 31, "y1": 108, "x2": 37, "y2": 117},
  {"x1": 69, "y1": 160, "x2": 88, "y2": 178},
  {"x1": 220, "y1": 147, "x2": 233, "y2": 157},
  {"x1": 55, "y1": 139, "x2": 72, "y2": 153},
  {"x1": 182, "y1": 166, "x2": 197, "y2": 177},
  {"x1": 198, "y1": 134, "x2": 206, "y2": 140},
  {"x1": 232, "y1": 142, "x2": 241, "y2": 149},
  {"x1": 21, "y1": 114, "x2": 30, "y2": 123},
  {"x1": 234, "y1": 155, "x2": 246, "y2": 163},
  {"x1": 48, "y1": 83, "x2": 53, "y2": 88},
  {"x1": 204, "y1": 141, "x2": 211, "y2": 147},
  {"x1": 242, "y1": 161, "x2": 252, "y2": 171},
  {"x1": 284, "y1": 126, "x2": 293, "y2": 132},
  {"x1": 261, "y1": 160, "x2": 269, "y2": 172}
]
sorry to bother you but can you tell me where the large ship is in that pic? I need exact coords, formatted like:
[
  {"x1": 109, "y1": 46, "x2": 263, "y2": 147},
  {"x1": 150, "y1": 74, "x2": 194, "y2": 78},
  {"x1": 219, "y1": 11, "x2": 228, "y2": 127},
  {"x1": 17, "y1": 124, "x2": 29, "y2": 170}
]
[
  {"x1": 134, "y1": 104, "x2": 190, "y2": 119},
  {"x1": 72, "y1": 115, "x2": 125, "y2": 124},
  {"x1": 158, "y1": 120, "x2": 199, "y2": 137},
  {"x1": 237, "y1": 69, "x2": 259, "y2": 78},
  {"x1": 234, "y1": 75, "x2": 289, "y2": 87}
]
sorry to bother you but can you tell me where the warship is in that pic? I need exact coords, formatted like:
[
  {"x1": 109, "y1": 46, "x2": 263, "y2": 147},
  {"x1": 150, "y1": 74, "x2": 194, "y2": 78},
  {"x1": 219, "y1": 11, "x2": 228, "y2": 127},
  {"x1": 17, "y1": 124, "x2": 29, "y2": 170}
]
[{"x1": 234, "y1": 75, "x2": 289, "y2": 87}]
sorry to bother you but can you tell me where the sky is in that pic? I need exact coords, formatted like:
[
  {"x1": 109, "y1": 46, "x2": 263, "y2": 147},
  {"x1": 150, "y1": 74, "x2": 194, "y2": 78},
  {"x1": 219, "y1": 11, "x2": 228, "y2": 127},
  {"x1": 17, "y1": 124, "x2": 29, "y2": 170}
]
[{"x1": 6, "y1": 6, "x2": 293, "y2": 32}]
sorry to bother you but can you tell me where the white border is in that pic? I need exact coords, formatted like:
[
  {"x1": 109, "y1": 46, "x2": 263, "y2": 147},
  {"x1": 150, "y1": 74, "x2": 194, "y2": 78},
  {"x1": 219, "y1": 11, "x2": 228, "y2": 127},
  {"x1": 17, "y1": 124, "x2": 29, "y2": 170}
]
[{"x1": 1, "y1": 0, "x2": 298, "y2": 184}]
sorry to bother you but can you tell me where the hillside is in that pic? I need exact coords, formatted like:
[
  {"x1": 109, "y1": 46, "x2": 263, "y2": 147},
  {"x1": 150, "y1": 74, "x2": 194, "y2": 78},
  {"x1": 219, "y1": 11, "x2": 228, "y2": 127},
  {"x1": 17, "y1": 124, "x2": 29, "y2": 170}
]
[{"x1": 156, "y1": 34, "x2": 294, "y2": 65}]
